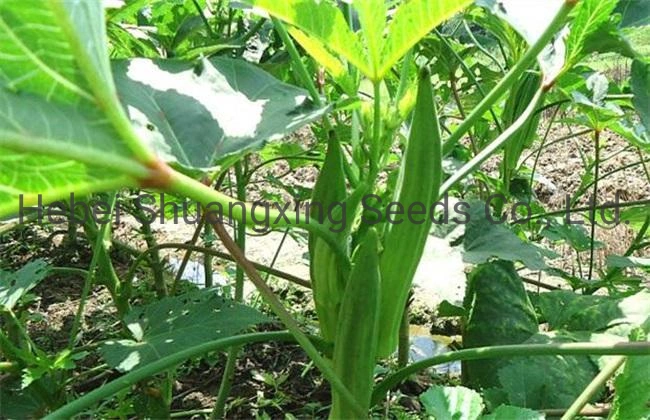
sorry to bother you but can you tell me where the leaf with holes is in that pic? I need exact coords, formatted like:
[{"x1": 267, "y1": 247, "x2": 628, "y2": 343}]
[{"x1": 100, "y1": 290, "x2": 268, "y2": 372}]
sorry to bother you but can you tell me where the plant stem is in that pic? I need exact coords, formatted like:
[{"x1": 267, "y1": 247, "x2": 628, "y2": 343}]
[
  {"x1": 440, "y1": 87, "x2": 544, "y2": 195},
  {"x1": 587, "y1": 130, "x2": 600, "y2": 281},
  {"x1": 272, "y1": 18, "x2": 322, "y2": 106},
  {"x1": 436, "y1": 29, "x2": 502, "y2": 134},
  {"x1": 126, "y1": 243, "x2": 311, "y2": 289},
  {"x1": 207, "y1": 220, "x2": 365, "y2": 417},
  {"x1": 138, "y1": 211, "x2": 167, "y2": 297},
  {"x1": 371, "y1": 81, "x2": 382, "y2": 178},
  {"x1": 44, "y1": 332, "x2": 330, "y2": 419},
  {"x1": 442, "y1": 0, "x2": 575, "y2": 155},
  {"x1": 371, "y1": 341, "x2": 650, "y2": 406},
  {"x1": 211, "y1": 164, "x2": 247, "y2": 419},
  {"x1": 68, "y1": 193, "x2": 118, "y2": 348},
  {"x1": 561, "y1": 356, "x2": 626, "y2": 420},
  {"x1": 397, "y1": 304, "x2": 410, "y2": 368},
  {"x1": 172, "y1": 217, "x2": 206, "y2": 294}
]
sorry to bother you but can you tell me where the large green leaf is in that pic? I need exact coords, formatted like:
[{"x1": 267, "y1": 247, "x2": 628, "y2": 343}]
[
  {"x1": 0, "y1": 1, "x2": 150, "y2": 219},
  {"x1": 240, "y1": 0, "x2": 369, "y2": 76},
  {"x1": 419, "y1": 385, "x2": 484, "y2": 420},
  {"x1": 462, "y1": 202, "x2": 551, "y2": 270},
  {"x1": 112, "y1": 57, "x2": 327, "y2": 171},
  {"x1": 353, "y1": 0, "x2": 386, "y2": 75},
  {"x1": 496, "y1": 332, "x2": 599, "y2": 409},
  {"x1": 378, "y1": 0, "x2": 473, "y2": 79},
  {"x1": 0, "y1": 260, "x2": 49, "y2": 310},
  {"x1": 462, "y1": 261, "x2": 539, "y2": 389},
  {"x1": 100, "y1": 289, "x2": 267, "y2": 372}
]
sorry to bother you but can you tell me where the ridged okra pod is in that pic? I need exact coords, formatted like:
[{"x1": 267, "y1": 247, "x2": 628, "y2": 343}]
[
  {"x1": 309, "y1": 133, "x2": 347, "y2": 342},
  {"x1": 377, "y1": 67, "x2": 443, "y2": 357},
  {"x1": 330, "y1": 228, "x2": 381, "y2": 419}
]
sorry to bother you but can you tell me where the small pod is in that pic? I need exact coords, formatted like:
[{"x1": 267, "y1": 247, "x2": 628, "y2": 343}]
[
  {"x1": 309, "y1": 133, "x2": 347, "y2": 342},
  {"x1": 330, "y1": 228, "x2": 381, "y2": 419}
]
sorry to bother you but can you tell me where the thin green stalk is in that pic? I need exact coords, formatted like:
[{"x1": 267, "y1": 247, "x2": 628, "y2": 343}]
[
  {"x1": 521, "y1": 128, "x2": 592, "y2": 164},
  {"x1": 208, "y1": 220, "x2": 365, "y2": 417},
  {"x1": 526, "y1": 197, "x2": 650, "y2": 222},
  {"x1": 0, "y1": 135, "x2": 150, "y2": 180},
  {"x1": 561, "y1": 356, "x2": 626, "y2": 420},
  {"x1": 136, "y1": 210, "x2": 167, "y2": 297},
  {"x1": 371, "y1": 341, "x2": 650, "y2": 406},
  {"x1": 371, "y1": 81, "x2": 382, "y2": 178},
  {"x1": 442, "y1": 0, "x2": 576, "y2": 155},
  {"x1": 572, "y1": 157, "x2": 650, "y2": 204},
  {"x1": 440, "y1": 87, "x2": 544, "y2": 195},
  {"x1": 529, "y1": 104, "x2": 562, "y2": 188},
  {"x1": 463, "y1": 20, "x2": 505, "y2": 73},
  {"x1": 68, "y1": 193, "x2": 117, "y2": 349},
  {"x1": 203, "y1": 222, "x2": 214, "y2": 288},
  {"x1": 211, "y1": 163, "x2": 247, "y2": 419},
  {"x1": 272, "y1": 18, "x2": 322, "y2": 106},
  {"x1": 587, "y1": 130, "x2": 600, "y2": 281},
  {"x1": 44, "y1": 332, "x2": 330, "y2": 419},
  {"x1": 265, "y1": 228, "x2": 290, "y2": 282},
  {"x1": 191, "y1": 0, "x2": 215, "y2": 38},
  {"x1": 171, "y1": 216, "x2": 206, "y2": 294}
]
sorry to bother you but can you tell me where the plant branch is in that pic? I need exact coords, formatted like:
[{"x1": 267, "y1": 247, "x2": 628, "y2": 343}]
[
  {"x1": 371, "y1": 341, "x2": 650, "y2": 406},
  {"x1": 442, "y1": 0, "x2": 575, "y2": 155},
  {"x1": 207, "y1": 219, "x2": 365, "y2": 417},
  {"x1": 167, "y1": 170, "x2": 350, "y2": 269},
  {"x1": 440, "y1": 87, "x2": 544, "y2": 195},
  {"x1": 43, "y1": 331, "x2": 330, "y2": 419}
]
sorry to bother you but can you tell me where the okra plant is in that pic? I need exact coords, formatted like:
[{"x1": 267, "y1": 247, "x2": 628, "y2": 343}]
[{"x1": 1, "y1": 0, "x2": 649, "y2": 418}]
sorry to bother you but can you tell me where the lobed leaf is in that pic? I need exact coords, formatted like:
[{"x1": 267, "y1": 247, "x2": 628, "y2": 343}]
[
  {"x1": 378, "y1": 0, "x2": 473, "y2": 79},
  {"x1": 566, "y1": 0, "x2": 619, "y2": 66},
  {"x1": 240, "y1": 0, "x2": 370, "y2": 76},
  {"x1": 100, "y1": 289, "x2": 268, "y2": 372},
  {"x1": 610, "y1": 329, "x2": 650, "y2": 420}
]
